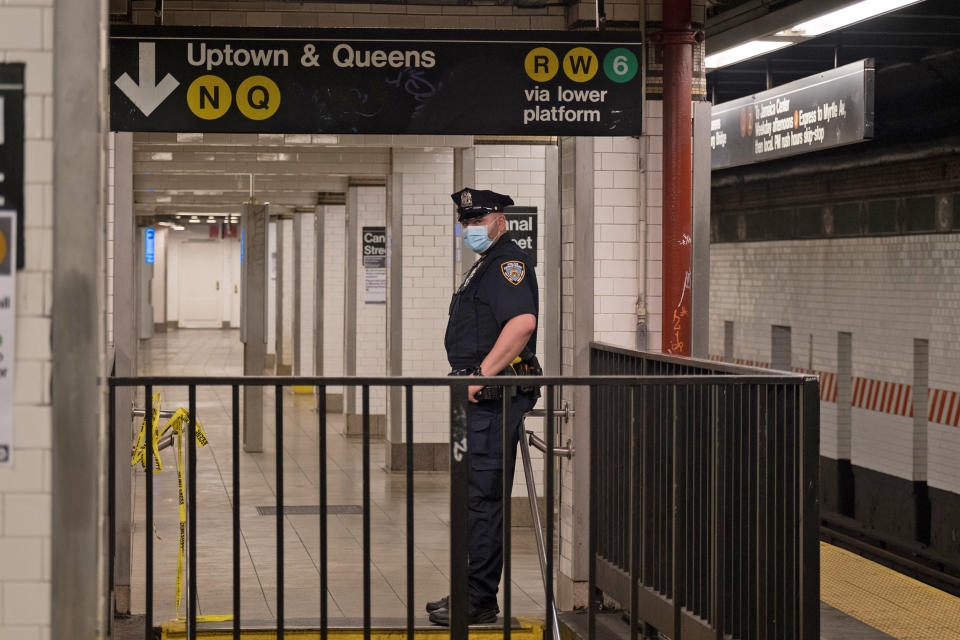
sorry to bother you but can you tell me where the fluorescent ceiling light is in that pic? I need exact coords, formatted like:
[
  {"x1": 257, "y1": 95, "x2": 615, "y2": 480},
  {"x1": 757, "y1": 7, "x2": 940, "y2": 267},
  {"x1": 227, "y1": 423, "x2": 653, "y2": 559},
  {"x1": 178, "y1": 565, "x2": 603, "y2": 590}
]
[
  {"x1": 705, "y1": 40, "x2": 792, "y2": 69},
  {"x1": 172, "y1": 225, "x2": 185, "y2": 231},
  {"x1": 782, "y1": 0, "x2": 923, "y2": 37}
]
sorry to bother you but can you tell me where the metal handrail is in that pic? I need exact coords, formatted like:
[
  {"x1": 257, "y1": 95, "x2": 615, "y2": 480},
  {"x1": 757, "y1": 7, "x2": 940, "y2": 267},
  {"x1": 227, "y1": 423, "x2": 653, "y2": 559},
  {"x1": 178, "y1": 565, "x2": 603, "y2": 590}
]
[
  {"x1": 519, "y1": 422, "x2": 561, "y2": 640},
  {"x1": 528, "y1": 431, "x2": 574, "y2": 459}
]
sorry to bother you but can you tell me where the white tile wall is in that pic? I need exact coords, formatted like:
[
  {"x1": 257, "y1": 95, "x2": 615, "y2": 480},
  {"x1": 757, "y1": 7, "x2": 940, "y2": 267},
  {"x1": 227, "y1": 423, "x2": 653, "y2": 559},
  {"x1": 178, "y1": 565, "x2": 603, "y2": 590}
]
[
  {"x1": 137, "y1": 0, "x2": 569, "y2": 29},
  {"x1": 593, "y1": 136, "x2": 642, "y2": 349},
  {"x1": 711, "y1": 235, "x2": 960, "y2": 492},
  {"x1": 1, "y1": 1, "x2": 54, "y2": 635},
  {"x1": 392, "y1": 148, "x2": 454, "y2": 443},
  {"x1": 474, "y1": 144, "x2": 549, "y2": 496}
]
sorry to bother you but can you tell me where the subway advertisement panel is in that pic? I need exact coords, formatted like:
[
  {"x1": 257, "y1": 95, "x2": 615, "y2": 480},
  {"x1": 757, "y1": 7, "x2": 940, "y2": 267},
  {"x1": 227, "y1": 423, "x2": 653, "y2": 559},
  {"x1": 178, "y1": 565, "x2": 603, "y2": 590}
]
[
  {"x1": 711, "y1": 59, "x2": 875, "y2": 170},
  {"x1": 109, "y1": 27, "x2": 642, "y2": 136}
]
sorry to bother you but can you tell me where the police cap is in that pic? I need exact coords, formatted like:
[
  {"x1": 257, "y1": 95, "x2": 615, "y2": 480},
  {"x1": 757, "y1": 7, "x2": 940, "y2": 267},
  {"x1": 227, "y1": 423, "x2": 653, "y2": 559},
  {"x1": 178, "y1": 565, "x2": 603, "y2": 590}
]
[{"x1": 451, "y1": 187, "x2": 514, "y2": 222}]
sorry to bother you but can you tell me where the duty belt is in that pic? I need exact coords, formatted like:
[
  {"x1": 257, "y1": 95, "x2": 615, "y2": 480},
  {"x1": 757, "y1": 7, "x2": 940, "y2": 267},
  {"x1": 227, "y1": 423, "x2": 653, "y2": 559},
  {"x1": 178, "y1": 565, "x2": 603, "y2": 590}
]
[{"x1": 448, "y1": 368, "x2": 506, "y2": 400}]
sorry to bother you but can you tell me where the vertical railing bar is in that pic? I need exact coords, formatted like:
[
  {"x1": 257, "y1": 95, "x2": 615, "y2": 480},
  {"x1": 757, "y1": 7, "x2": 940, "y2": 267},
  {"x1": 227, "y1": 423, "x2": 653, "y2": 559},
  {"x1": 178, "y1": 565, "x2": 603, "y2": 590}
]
[
  {"x1": 405, "y1": 385, "x2": 415, "y2": 640},
  {"x1": 546, "y1": 384, "x2": 555, "y2": 640},
  {"x1": 629, "y1": 385, "x2": 640, "y2": 640},
  {"x1": 588, "y1": 382, "x2": 597, "y2": 640},
  {"x1": 449, "y1": 383, "x2": 470, "y2": 640},
  {"x1": 319, "y1": 385, "x2": 328, "y2": 638},
  {"x1": 362, "y1": 385, "x2": 371, "y2": 640},
  {"x1": 188, "y1": 385, "x2": 197, "y2": 640},
  {"x1": 232, "y1": 385, "x2": 241, "y2": 640},
  {"x1": 503, "y1": 385, "x2": 512, "y2": 640},
  {"x1": 144, "y1": 383, "x2": 153, "y2": 640},
  {"x1": 713, "y1": 384, "x2": 723, "y2": 640},
  {"x1": 274, "y1": 384, "x2": 284, "y2": 639},
  {"x1": 672, "y1": 384, "x2": 681, "y2": 637},
  {"x1": 108, "y1": 384, "x2": 116, "y2": 639}
]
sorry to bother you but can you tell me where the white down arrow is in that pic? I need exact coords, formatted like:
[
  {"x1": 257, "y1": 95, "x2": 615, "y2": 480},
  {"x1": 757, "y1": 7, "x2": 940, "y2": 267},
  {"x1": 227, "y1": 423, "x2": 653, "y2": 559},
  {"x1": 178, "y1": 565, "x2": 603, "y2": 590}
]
[{"x1": 114, "y1": 42, "x2": 179, "y2": 117}]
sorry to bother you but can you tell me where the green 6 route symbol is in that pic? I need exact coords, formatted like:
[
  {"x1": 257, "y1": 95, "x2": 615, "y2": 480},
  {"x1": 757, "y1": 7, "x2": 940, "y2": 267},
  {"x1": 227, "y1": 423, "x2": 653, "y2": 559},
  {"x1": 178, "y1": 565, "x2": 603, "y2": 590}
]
[{"x1": 603, "y1": 48, "x2": 639, "y2": 84}]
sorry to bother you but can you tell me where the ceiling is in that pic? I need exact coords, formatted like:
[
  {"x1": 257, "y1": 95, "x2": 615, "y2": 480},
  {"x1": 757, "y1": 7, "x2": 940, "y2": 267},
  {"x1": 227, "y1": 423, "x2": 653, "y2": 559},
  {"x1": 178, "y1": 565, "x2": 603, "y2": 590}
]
[{"x1": 706, "y1": 0, "x2": 960, "y2": 104}]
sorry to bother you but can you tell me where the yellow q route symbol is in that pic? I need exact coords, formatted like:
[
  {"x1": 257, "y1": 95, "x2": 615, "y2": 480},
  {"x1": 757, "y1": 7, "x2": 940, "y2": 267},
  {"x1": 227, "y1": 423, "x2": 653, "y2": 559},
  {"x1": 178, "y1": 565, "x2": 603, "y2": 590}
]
[
  {"x1": 236, "y1": 76, "x2": 280, "y2": 121},
  {"x1": 0, "y1": 226, "x2": 7, "y2": 266},
  {"x1": 186, "y1": 75, "x2": 231, "y2": 120}
]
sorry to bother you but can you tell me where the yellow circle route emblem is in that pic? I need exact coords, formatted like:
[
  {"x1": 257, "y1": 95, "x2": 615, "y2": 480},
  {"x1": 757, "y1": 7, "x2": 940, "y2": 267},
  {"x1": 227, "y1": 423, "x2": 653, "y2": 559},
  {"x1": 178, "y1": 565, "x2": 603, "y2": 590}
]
[
  {"x1": 0, "y1": 226, "x2": 7, "y2": 266},
  {"x1": 524, "y1": 48, "x2": 559, "y2": 82},
  {"x1": 236, "y1": 76, "x2": 280, "y2": 121},
  {"x1": 187, "y1": 75, "x2": 232, "y2": 120},
  {"x1": 563, "y1": 47, "x2": 599, "y2": 83}
]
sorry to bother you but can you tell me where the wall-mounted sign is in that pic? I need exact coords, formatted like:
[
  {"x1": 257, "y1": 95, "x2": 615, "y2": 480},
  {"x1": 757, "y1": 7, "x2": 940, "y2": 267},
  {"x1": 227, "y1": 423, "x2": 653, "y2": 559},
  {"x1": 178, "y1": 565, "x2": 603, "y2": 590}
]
[
  {"x1": 711, "y1": 59, "x2": 875, "y2": 170},
  {"x1": 144, "y1": 227, "x2": 155, "y2": 264},
  {"x1": 504, "y1": 206, "x2": 537, "y2": 265},
  {"x1": 109, "y1": 27, "x2": 642, "y2": 136},
  {"x1": 0, "y1": 212, "x2": 17, "y2": 465},
  {"x1": 0, "y1": 65, "x2": 24, "y2": 270},
  {"x1": 362, "y1": 226, "x2": 386, "y2": 304}
]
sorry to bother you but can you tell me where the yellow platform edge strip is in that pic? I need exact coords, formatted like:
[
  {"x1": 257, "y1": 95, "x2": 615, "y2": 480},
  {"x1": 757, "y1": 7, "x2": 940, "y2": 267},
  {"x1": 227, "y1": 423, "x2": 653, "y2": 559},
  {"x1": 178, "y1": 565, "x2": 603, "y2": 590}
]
[
  {"x1": 291, "y1": 385, "x2": 314, "y2": 394},
  {"x1": 161, "y1": 617, "x2": 545, "y2": 640},
  {"x1": 821, "y1": 541, "x2": 960, "y2": 640}
]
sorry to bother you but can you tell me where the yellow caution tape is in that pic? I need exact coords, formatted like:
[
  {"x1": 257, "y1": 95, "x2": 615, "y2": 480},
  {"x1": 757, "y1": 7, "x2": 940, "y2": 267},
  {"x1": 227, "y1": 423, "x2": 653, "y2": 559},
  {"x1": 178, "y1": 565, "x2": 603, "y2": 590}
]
[{"x1": 131, "y1": 394, "x2": 228, "y2": 622}]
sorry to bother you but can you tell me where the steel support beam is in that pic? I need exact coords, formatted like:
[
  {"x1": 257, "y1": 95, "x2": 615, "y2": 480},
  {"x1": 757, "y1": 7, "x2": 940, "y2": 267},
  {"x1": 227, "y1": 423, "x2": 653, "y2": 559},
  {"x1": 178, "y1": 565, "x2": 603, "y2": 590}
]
[
  {"x1": 52, "y1": 0, "x2": 105, "y2": 637},
  {"x1": 112, "y1": 132, "x2": 135, "y2": 615},
  {"x1": 691, "y1": 102, "x2": 712, "y2": 358},
  {"x1": 344, "y1": 186, "x2": 359, "y2": 417},
  {"x1": 661, "y1": 0, "x2": 696, "y2": 356},
  {"x1": 242, "y1": 202, "x2": 268, "y2": 452}
]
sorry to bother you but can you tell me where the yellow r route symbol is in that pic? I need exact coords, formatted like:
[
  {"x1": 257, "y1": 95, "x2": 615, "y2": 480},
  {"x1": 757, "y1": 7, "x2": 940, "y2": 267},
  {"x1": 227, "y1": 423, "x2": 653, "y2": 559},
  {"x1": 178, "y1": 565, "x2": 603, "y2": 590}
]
[{"x1": 186, "y1": 75, "x2": 231, "y2": 120}]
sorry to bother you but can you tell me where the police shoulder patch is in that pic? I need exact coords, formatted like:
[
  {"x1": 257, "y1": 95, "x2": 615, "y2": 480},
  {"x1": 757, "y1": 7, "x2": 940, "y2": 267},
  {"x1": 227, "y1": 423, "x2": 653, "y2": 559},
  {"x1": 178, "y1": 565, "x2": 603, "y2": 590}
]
[{"x1": 500, "y1": 260, "x2": 525, "y2": 285}]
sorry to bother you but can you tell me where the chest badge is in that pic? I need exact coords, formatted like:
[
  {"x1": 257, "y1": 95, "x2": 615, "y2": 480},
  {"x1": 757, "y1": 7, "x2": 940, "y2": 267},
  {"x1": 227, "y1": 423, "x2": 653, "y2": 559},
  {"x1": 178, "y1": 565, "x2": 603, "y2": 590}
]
[{"x1": 501, "y1": 260, "x2": 525, "y2": 285}]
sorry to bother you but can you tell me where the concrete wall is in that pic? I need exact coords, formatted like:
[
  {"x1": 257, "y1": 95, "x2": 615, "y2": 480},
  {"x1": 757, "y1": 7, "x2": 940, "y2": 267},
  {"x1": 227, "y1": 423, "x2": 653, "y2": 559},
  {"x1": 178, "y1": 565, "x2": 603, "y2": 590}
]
[
  {"x1": 1, "y1": 2, "x2": 55, "y2": 636},
  {"x1": 354, "y1": 186, "x2": 387, "y2": 415}
]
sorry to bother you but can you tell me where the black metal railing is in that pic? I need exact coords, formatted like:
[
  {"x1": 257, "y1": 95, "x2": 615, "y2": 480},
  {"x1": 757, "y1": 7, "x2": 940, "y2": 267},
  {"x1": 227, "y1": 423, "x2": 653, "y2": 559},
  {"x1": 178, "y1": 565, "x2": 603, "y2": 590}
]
[
  {"x1": 108, "y1": 364, "x2": 819, "y2": 640},
  {"x1": 589, "y1": 344, "x2": 820, "y2": 640}
]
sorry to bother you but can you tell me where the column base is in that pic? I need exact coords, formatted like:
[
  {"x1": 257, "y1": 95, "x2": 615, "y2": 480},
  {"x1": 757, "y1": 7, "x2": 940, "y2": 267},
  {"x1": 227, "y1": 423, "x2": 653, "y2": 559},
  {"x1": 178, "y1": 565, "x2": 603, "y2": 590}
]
[
  {"x1": 346, "y1": 413, "x2": 386, "y2": 437},
  {"x1": 556, "y1": 573, "x2": 588, "y2": 611}
]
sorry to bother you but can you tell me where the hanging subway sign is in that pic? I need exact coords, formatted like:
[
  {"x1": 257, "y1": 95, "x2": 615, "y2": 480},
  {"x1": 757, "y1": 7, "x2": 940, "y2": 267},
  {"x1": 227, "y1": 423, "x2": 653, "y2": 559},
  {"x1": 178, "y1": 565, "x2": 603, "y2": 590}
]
[
  {"x1": 504, "y1": 206, "x2": 537, "y2": 265},
  {"x1": 362, "y1": 226, "x2": 386, "y2": 269},
  {"x1": 109, "y1": 26, "x2": 642, "y2": 135},
  {"x1": 0, "y1": 64, "x2": 24, "y2": 270},
  {"x1": 711, "y1": 59, "x2": 875, "y2": 171}
]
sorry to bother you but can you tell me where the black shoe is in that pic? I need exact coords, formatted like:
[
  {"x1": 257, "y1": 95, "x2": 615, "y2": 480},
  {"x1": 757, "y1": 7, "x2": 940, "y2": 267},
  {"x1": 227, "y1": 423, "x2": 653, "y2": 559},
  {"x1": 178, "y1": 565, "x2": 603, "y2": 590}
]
[
  {"x1": 428, "y1": 604, "x2": 499, "y2": 626},
  {"x1": 425, "y1": 595, "x2": 448, "y2": 613}
]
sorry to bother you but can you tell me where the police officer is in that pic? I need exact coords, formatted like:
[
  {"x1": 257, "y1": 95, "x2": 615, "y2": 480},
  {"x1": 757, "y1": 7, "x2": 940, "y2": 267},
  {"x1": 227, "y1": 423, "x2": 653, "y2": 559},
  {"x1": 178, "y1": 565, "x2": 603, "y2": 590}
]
[{"x1": 427, "y1": 187, "x2": 539, "y2": 626}]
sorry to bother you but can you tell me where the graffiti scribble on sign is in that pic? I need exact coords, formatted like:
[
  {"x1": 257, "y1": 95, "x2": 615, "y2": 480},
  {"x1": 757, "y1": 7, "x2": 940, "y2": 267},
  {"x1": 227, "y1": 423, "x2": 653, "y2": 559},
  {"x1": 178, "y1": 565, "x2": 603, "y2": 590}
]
[{"x1": 386, "y1": 68, "x2": 438, "y2": 113}]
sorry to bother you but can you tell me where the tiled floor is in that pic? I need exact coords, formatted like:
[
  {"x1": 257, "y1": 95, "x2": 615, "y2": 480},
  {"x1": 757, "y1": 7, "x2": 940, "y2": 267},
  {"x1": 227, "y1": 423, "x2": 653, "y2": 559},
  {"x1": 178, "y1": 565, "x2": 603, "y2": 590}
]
[{"x1": 128, "y1": 329, "x2": 548, "y2": 625}]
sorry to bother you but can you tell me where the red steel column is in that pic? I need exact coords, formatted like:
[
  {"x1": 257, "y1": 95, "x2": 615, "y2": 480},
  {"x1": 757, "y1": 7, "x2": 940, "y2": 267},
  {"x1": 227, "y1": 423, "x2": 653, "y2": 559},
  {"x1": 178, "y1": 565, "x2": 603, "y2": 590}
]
[{"x1": 661, "y1": 0, "x2": 696, "y2": 355}]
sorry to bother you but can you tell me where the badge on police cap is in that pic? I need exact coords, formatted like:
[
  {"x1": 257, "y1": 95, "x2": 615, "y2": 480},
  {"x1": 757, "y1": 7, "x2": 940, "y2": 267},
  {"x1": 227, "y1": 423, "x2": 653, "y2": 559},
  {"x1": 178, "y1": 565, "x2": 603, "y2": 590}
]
[
  {"x1": 501, "y1": 260, "x2": 525, "y2": 285},
  {"x1": 461, "y1": 190, "x2": 473, "y2": 207}
]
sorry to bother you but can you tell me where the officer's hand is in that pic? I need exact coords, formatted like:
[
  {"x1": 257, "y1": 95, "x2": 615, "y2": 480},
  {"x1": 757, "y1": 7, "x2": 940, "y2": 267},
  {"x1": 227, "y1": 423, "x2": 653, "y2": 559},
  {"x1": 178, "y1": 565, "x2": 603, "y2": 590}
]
[{"x1": 467, "y1": 384, "x2": 484, "y2": 403}]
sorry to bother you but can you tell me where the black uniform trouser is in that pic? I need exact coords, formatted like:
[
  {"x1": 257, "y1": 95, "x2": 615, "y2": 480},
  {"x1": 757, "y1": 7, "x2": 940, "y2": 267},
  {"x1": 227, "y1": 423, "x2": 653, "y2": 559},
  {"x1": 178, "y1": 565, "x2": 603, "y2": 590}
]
[{"x1": 466, "y1": 392, "x2": 535, "y2": 609}]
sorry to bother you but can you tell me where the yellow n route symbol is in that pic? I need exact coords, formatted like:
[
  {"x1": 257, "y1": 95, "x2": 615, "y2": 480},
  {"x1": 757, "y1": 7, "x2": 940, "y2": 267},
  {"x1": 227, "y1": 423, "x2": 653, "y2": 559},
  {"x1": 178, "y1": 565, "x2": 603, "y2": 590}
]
[{"x1": 187, "y1": 74, "x2": 231, "y2": 120}]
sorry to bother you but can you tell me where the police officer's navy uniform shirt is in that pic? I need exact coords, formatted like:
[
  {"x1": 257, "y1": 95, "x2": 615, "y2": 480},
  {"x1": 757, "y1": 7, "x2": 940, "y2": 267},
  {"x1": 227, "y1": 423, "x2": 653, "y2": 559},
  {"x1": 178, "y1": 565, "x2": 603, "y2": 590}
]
[{"x1": 445, "y1": 234, "x2": 538, "y2": 371}]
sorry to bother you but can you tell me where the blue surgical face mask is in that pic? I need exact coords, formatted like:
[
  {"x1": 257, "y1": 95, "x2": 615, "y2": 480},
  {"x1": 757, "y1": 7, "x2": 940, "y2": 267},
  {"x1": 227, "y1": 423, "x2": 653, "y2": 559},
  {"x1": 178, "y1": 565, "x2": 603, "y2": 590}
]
[{"x1": 464, "y1": 223, "x2": 493, "y2": 253}]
